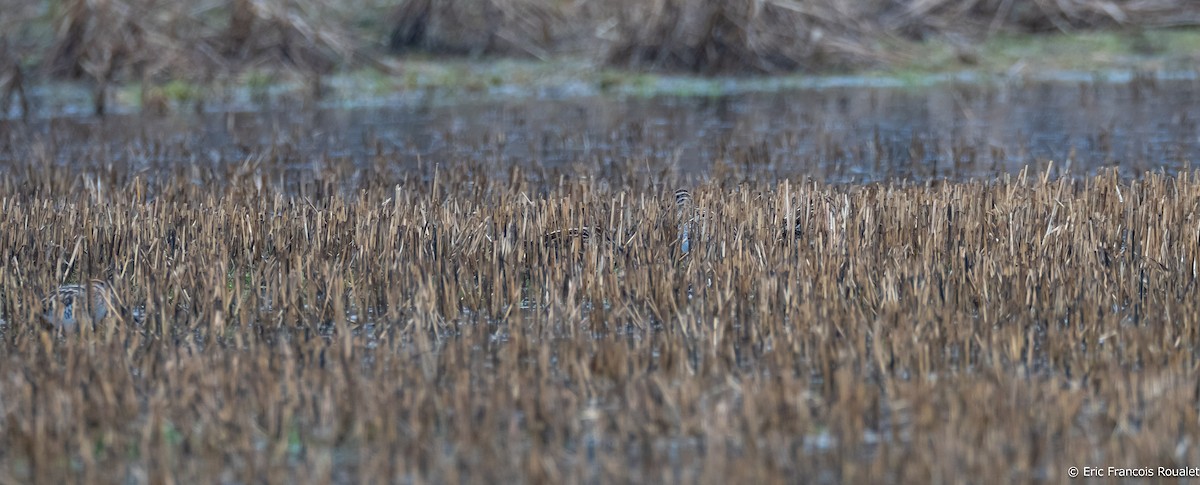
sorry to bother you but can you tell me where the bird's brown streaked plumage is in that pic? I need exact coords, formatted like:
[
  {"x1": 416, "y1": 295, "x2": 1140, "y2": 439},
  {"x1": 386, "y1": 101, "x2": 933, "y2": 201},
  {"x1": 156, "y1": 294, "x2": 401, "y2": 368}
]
[
  {"x1": 675, "y1": 188, "x2": 696, "y2": 254},
  {"x1": 41, "y1": 280, "x2": 126, "y2": 330},
  {"x1": 542, "y1": 227, "x2": 592, "y2": 245},
  {"x1": 781, "y1": 207, "x2": 806, "y2": 240}
]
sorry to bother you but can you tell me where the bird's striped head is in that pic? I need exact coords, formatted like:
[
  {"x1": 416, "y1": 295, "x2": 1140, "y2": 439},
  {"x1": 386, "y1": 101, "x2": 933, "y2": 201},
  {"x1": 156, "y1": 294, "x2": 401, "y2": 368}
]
[{"x1": 675, "y1": 188, "x2": 692, "y2": 208}]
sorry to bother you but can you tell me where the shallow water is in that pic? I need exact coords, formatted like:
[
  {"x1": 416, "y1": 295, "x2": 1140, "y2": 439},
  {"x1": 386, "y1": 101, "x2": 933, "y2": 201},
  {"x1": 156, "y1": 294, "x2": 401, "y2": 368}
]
[{"x1": 3, "y1": 77, "x2": 1199, "y2": 184}]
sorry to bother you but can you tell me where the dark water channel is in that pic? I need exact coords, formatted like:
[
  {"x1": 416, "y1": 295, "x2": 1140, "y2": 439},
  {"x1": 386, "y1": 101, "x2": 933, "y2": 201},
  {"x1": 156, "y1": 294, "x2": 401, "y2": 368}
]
[{"x1": 4, "y1": 78, "x2": 1200, "y2": 184}]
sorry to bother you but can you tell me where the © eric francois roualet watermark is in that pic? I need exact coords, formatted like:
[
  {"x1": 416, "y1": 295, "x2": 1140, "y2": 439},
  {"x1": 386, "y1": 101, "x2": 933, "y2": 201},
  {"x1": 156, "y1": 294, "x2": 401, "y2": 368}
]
[{"x1": 1067, "y1": 466, "x2": 1200, "y2": 479}]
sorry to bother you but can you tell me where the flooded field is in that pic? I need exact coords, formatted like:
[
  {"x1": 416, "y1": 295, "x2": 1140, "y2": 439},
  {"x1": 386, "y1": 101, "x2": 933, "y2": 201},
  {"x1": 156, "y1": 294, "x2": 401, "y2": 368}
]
[
  {"x1": 7, "y1": 76, "x2": 1200, "y2": 185},
  {"x1": 1, "y1": 76, "x2": 1200, "y2": 483}
]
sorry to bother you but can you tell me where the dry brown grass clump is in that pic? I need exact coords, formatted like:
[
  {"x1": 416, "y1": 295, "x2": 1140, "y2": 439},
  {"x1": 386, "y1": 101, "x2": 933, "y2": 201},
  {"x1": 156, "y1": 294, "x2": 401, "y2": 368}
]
[
  {"x1": 0, "y1": 40, "x2": 29, "y2": 121},
  {"x1": 0, "y1": 143, "x2": 1198, "y2": 482},
  {"x1": 601, "y1": 0, "x2": 824, "y2": 73},
  {"x1": 598, "y1": 0, "x2": 1200, "y2": 72},
  {"x1": 40, "y1": 0, "x2": 357, "y2": 79},
  {"x1": 0, "y1": 0, "x2": 361, "y2": 115},
  {"x1": 384, "y1": 0, "x2": 1200, "y2": 73},
  {"x1": 388, "y1": 0, "x2": 567, "y2": 59},
  {"x1": 4, "y1": 0, "x2": 1199, "y2": 97},
  {"x1": 906, "y1": 0, "x2": 1200, "y2": 33}
]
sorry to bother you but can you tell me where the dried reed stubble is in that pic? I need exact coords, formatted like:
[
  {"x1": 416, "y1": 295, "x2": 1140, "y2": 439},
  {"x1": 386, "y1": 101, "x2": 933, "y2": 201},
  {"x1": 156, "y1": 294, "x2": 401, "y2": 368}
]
[{"x1": 0, "y1": 156, "x2": 1197, "y2": 483}]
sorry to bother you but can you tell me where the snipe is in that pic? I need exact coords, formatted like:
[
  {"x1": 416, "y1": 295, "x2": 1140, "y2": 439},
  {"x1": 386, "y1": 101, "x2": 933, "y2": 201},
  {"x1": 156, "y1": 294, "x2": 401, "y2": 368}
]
[{"x1": 41, "y1": 280, "x2": 127, "y2": 330}]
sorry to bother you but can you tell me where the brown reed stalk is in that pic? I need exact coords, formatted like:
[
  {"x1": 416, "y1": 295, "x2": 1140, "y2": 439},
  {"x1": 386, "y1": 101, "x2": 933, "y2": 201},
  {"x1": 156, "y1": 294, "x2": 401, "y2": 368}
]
[{"x1": 0, "y1": 148, "x2": 1197, "y2": 482}]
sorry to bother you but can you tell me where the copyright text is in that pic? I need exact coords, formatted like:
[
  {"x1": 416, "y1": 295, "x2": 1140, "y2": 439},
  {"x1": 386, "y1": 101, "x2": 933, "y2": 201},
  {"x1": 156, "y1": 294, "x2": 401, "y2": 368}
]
[{"x1": 1067, "y1": 466, "x2": 1200, "y2": 479}]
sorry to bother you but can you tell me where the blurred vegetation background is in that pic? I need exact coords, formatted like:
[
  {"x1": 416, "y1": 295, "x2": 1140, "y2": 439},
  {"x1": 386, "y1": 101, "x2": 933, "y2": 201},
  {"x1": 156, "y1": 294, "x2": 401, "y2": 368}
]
[{"x1": 3, "y1": 0, "x2": 1200, "y2": 114}]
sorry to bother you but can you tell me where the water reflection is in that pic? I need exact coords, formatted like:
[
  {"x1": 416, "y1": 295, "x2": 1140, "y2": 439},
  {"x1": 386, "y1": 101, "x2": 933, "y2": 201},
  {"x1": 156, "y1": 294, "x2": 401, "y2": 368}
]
[{"x1": 2, "y1": 78, "x2": 1199, "y2": 184}]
